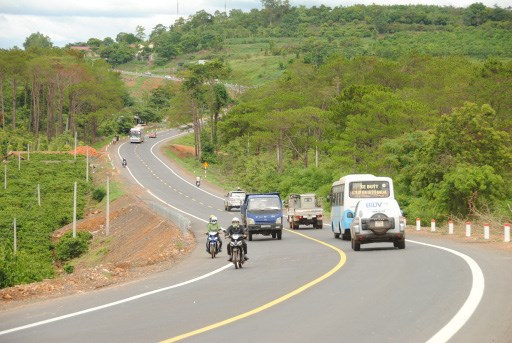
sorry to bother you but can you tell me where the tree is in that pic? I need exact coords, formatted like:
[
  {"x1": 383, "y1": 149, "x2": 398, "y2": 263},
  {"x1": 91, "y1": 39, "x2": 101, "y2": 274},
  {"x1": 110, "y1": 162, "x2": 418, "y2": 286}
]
[
  {"x1": 99, "y1": 43, "x2": 135, "y2": 66},
  {"x1": 261, "y1": 0, "x2": 291, "y2": 26},
  {"x1": 185, "y1": 59, "x2": 230, "y2": 147},
  {"x1": 412, "y1": 103, "x2": 511, "y2": 217},
  {"x1": 23, "y1": 32, "x2": 53, "y2": 50},
  {"x1": 464, "y1": 3, "x2": 489, "y2": 26},
  {"x1": 115, "y1": 32, "x2": 141, "y2": 44},
  {"x1": 135, "y1": 25, "x2": 146, "y2": 41},
  {"x1": 86, "y1": 38, "x2": 103, "y2": 51}
]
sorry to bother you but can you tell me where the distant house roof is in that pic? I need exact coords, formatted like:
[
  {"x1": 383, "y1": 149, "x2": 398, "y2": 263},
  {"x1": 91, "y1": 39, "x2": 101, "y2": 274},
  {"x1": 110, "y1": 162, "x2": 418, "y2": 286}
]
[{"x1": 69, "y1": 46, "x2": 92, "y2": 52}]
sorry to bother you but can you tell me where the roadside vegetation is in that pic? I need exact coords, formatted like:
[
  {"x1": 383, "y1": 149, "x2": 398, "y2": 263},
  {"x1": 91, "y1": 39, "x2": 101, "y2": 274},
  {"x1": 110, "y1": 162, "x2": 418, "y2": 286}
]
[
  {"x1": 0, "y1": 153, "x2": 92, "y2": 288},
  {"x1": 0, "y1": 2, "x2": 511, "y2": 288}
]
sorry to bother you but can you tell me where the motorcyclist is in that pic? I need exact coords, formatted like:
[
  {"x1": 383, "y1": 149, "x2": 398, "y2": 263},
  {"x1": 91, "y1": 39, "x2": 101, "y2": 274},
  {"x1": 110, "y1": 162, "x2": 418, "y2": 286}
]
[
  {"x1": 206, "y1": 215, "x2": 222, "y2": 252},
  {"x1": 225, "y1": 217, "x2": 248, "y2": 261},
  {"x1": 122, "y1": 158, "x2": 127, "y2": 167},
  {"x1": 196, "y1": 176, "x2": 201, "y2": 186}
]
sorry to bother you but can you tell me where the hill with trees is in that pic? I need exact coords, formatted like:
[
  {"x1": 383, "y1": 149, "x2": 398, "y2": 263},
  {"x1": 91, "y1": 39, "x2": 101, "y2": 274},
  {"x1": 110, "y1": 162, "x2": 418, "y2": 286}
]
[{"x1": 0, "y1": 2, "x2": 511, "y2": 287}]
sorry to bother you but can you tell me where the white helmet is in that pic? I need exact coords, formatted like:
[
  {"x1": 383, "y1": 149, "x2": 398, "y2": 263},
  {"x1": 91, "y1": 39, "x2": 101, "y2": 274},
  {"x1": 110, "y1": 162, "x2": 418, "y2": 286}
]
[
  {"x1": 209, "y1": 215, "x2": 217, "y2": 224},
  {"x1": 232, "y1": 217, "x2": 240, "y2": 227}
]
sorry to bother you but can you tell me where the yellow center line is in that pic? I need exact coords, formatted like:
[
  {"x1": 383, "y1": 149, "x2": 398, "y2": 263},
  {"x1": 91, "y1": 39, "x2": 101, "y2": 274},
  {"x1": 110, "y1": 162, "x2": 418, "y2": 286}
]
[{"x1": 160, "y1": 229, "x2": 347, "y2": 343}]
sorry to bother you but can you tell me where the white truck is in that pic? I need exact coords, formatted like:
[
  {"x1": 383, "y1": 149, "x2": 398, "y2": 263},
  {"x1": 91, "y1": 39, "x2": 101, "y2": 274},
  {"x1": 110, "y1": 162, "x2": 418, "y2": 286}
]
[
  {"x1": 287, "y1": 193, "x2": 324, "y2": 230},
  {"x1": 224, "y1": 190, "x2": 246, "y2": 211}
]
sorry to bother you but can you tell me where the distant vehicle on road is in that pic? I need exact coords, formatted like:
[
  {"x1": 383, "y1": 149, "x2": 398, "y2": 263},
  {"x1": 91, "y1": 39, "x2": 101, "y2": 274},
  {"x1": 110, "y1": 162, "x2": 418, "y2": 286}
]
[
  {"x1": 144, "y1": 71, "x2": 152, "y2": 75},
  {"x1": 224, "y1": 190, "x2": 246, "y2": 211},
  {"x1": 148, "y1": 131, "x2": 157, "y2": 138},
  {"x1": 329, "y1": 174, "x2": 394, "y2": 240},
  {"x1": 241, "y1": 193, "x2": 283, "y2": 241},
  {"x1": 349, "y1": 198, "x2": 406, "y2": 251},
  {"x1": 287, "y1": 193, "x2": 324, "y2": 229},
  {"x1": 129, "y1": 126, "x2": 145, "y2": 143}
]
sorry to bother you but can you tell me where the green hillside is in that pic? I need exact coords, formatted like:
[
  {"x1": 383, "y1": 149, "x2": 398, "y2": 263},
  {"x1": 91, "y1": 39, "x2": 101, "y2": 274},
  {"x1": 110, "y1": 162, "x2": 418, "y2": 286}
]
[{"x1": 0, "y1": 2, "x2": 511, "y2": 288}]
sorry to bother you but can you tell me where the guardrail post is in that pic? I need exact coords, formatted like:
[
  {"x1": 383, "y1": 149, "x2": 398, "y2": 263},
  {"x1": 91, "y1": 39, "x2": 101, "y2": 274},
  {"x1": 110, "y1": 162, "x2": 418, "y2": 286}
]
[
  {"x1": 416, "y1": 218, "x2": 421, "y2": 231},
  {"x1": 465, "y1": 221, "x2": 471, "y2": 237},
  {"x1": 448, "y1": 219, "x2": 454, "y2": 235},
  {"x1": 505, "y1": 223, "x2": 510, "y2": 243},
  {"x1": 431, "y1": 219, "x2": 436, "y2": 232},
  {"x1": 484, "y1": 223, "x2": 490, "y2": 240}
]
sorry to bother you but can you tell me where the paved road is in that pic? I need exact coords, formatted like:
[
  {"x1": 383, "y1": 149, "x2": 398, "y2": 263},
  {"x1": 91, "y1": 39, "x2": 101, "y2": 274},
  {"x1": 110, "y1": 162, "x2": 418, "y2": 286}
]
[{"x1": 1, "y1": 129, "x2": 511, "y2": 343}]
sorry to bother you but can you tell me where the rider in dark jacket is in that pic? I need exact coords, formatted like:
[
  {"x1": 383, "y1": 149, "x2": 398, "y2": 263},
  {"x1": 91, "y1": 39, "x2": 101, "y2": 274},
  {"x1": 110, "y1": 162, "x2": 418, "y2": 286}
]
[{"x1": 225, "y1": 217, "x2": 248, "y2": 261}]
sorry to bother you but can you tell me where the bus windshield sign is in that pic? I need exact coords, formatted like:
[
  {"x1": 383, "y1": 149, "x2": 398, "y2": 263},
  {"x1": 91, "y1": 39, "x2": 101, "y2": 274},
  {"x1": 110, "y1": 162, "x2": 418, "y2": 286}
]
[{"x1": 349, "y1": 181, "x2": 390, "y2": 198}]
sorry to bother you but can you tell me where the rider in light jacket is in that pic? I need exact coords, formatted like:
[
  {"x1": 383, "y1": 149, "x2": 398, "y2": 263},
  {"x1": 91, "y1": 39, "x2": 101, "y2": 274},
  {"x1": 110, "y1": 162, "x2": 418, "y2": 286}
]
[{"x1": 206, "y1": 215, "x2": 222, "y2": 252}]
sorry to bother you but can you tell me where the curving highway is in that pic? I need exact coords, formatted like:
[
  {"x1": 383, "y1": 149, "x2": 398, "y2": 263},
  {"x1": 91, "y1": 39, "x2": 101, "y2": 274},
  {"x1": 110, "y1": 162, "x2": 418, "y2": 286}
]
[{"x1": 1, "y1": 128, "x2": 511, "y2": 343}]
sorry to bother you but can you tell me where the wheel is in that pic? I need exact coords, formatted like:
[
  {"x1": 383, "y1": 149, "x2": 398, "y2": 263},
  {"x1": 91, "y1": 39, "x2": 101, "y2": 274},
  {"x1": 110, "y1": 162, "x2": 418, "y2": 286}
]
[
  {"x1": 233, "y1": 251, "x2": 240, "y2": 269},
  {"x1": 271, "y1": 233, "x2": 276, "y2": 238},
  {"x1": 248, "y1": 232, "x2": 253, "y2": 241},
  {"x1": 277, "y1": 231, "x2": 282, "y2": 240},
  {"x1": 334, "y1": 232, "x2": 340, "y2": 239},
  {"x1": 397, "y1": 240, "x2": 405, "y2": 249},
  {"x1": 393, "y1": 241, "x2": 398, "y2": 248},
  {"x1": 354, "y1": 240, "x2": 361, "y2": 251},
  {"x1": 227, "y1": 206, "x2": 231, "y2": 211},
  {"x1": 351, "y1": 238, "x2": 354, "y2": 250},
  {"x1": 210, "y1": 245, "x2": 216, "y2": 258},
  {"x1": 316, "y1": 221, "x2": 323, "y2": 229}
]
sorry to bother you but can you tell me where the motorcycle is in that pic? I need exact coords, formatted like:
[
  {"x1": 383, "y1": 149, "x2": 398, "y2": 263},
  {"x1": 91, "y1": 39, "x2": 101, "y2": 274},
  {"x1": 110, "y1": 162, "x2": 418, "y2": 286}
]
[
  {"x1": 228, "y1": 233, "x2": 246, "y2": 269},
  {"x1": 122, "y1": 159, "x2": 127, "y2": 168},
  {"x1": 195, "y1": 179, "x2": 201, "y2": 187},
  {"x1": 205, "y1": 231, "x2": 221, "y2": 258}
]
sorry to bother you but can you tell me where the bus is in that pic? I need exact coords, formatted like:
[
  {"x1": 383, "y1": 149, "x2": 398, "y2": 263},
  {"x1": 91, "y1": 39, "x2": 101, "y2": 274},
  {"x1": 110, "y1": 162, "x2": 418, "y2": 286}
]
[
  {"x1": 129, "y1": 126, "x2": 145, "y2": 143},
  {"x1": 330, "y1": 174, "x2": 394, "y2": 240}
]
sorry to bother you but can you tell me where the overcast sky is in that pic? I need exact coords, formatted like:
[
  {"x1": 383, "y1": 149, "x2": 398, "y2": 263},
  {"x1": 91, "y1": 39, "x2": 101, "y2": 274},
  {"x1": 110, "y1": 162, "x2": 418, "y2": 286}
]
[{"x1": 0, "y1": 0, "x2": 509, "y2": 49}]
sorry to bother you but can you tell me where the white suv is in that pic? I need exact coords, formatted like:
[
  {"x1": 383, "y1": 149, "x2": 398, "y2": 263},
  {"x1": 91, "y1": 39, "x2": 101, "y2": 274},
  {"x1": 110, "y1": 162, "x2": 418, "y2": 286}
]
[
  {"x1": 224, "y1": 190, "x2": 246, "y2": 211},
  {"x1": 350, "y1": 198, "x2": 406, "y2": 251}
]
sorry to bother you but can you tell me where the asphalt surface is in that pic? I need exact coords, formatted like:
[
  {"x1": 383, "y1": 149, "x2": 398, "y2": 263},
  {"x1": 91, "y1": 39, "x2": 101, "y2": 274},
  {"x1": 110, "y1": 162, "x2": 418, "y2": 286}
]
[{"x1": 1, "y1": 128, "x2": 511, "y2": 343}]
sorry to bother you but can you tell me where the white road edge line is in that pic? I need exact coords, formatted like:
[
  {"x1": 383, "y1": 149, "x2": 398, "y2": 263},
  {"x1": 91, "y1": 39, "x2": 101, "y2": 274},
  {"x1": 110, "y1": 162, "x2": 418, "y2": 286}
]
[
  {"x1": 149, "y1": 134, "x2": 225, "y2": 200},
  {"x1": 0, "y1": 130, "x2": 229, "y2": 337},
  {"x1": 0, "y1": 265, "x2": 231, "y2": 336},
  {"x1": 407, "y1": 239, "x2": 485, "y2": 343}
]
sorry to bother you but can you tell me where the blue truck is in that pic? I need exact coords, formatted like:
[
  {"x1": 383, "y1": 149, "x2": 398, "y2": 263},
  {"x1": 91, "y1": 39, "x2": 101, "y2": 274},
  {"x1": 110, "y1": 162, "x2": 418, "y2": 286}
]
[{"x1": 240, "y1": 193, "x2": 283, "y2": 241}]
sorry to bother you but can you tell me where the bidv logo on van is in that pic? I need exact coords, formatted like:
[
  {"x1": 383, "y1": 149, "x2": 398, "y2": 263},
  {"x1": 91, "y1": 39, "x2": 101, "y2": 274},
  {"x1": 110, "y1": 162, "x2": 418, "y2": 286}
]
[{"x1": 364, "y1": 201, "x2": 388, "y2": 208}]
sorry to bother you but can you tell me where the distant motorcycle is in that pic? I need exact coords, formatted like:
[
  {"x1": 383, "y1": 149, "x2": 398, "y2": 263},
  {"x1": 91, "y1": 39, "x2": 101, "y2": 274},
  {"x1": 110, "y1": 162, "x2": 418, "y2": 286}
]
[
  {"x1": 122, "y1": 158, "x2": 127, "y2": 168},
  {"x1": 206, "y1": 231, "x2": 221, "y2": 258},
  {"x1": 195, "y1": 179, "x2": 201, "y2": 187},
  {"x1": 228, "y1": 233, "x2": 246, "y2": 269}
]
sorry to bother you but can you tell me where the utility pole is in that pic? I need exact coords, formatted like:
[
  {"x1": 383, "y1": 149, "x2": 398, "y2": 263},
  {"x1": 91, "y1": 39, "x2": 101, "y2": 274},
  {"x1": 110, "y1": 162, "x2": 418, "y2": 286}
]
[
  {"x1": 73, "y1": 181, "x2": 77, "y2": 238},
  {"x1": 106, "y1": 176, "x2": 110, "y2": 236}
]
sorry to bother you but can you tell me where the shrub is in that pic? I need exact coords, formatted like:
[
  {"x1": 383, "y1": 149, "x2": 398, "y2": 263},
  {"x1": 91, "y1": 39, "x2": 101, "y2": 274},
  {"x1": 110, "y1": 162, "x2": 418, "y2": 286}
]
[
  {"x1": 92, "y1": 187, "x2": 106, "y2": 202},
  {"x1": 55, "y1": 231, "x2": 93, "y2": 262},
  {"x1": 63, "y1": 263, "x2": 74, "y2": 274}
]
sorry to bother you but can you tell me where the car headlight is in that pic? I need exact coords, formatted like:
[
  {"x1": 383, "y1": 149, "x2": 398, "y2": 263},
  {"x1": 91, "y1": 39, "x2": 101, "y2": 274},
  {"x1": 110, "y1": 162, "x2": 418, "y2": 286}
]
[
  {"x1": 247, "y1": 218, "x2": 255, "y2": 225},
  {"x1": 276, "y1": 216, "x2": 282, "y2": 224}
]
